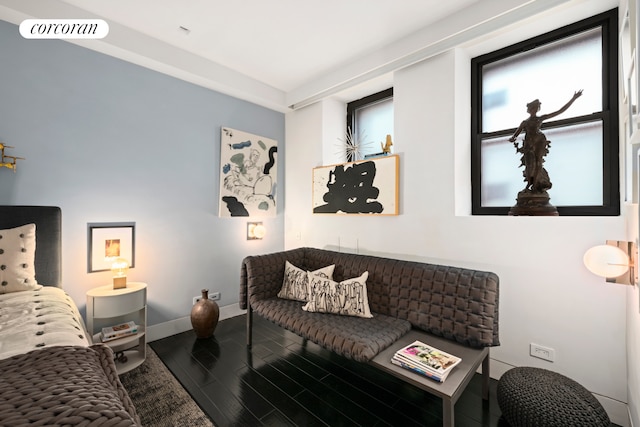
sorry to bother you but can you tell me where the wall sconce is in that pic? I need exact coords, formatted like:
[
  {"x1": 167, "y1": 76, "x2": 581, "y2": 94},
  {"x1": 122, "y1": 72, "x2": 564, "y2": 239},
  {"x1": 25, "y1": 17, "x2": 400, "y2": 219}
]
[
  {"x1": 0, "y1": 143, "x2": 24, "y2": 172},
  {"x1": 247, "y1": 222, "x2": 265, "y2": 240},
  {"x1": 583, "y1": 240, "x2": 636, "y2": 285},
  {"x1": 111, "y1": 257, "x2": 129, "y2": 289}
]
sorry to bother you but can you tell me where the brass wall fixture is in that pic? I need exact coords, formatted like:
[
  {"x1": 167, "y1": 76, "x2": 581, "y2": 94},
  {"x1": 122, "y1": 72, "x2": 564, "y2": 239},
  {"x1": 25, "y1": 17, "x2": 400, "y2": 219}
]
[{"x1": 0, "y1": 143, "x2": 24, "y2": 172}]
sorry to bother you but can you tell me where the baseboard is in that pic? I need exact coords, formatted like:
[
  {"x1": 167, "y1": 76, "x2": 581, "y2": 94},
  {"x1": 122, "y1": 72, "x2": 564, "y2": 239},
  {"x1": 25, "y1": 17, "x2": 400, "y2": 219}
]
[
  {"x1": 594, "y1": 394, "x2": 630, "y2": 427},
  {"x1": 147, "y1": 303, "x2": 245, "y2": 342},
  {"x1": 487, "y1": 358, "x2": 515, "y2": 379}
]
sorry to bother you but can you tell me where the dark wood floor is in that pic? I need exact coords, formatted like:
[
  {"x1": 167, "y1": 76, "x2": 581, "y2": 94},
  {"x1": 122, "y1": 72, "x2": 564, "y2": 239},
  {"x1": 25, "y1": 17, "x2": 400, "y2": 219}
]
[{"x1": 150, "y1": 314, "x2": 506, "y2": 427}]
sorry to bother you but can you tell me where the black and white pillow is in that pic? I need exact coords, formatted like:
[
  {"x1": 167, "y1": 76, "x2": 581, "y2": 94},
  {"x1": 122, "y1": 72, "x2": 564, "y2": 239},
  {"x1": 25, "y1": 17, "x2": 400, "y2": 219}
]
[
  {"x1": 302, "y1": 271, "x2": 373, "y2": 318},
  {"x1": 277, "y1": 260, "x2": 335, "y2": 302},
  {"x1": 0, "y1": 223, "x2": 41, "y2": 294}
]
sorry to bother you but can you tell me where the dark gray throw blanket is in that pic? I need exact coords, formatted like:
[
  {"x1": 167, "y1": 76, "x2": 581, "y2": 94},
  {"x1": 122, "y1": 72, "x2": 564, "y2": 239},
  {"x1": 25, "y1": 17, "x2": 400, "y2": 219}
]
[{"x1": 0, "y1": 344, "x2": 140, "y2": 426}]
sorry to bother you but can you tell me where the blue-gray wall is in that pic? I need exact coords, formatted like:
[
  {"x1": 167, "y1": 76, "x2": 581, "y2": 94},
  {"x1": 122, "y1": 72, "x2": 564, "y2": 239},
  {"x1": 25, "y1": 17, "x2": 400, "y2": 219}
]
[{"x1": 0, "y1": 19, "x2": 285, "y2": 325}]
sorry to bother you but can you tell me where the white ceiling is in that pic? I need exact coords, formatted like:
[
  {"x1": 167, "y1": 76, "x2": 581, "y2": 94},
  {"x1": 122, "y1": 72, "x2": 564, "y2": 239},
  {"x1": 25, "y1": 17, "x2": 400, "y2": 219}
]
[
  {"x1": 0, "y1": 0, "x2": 583, "y2": 111},
  {"x1": 59, "y1": 0, "x2": 478, "y2": 92}
]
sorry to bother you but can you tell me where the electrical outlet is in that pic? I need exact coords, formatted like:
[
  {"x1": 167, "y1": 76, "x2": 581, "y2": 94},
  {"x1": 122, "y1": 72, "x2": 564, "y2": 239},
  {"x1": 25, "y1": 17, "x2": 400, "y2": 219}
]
[
  {"x1": 530, "y1": 343, "x2": 555, "y2": 362},
  {"x1": 193, "y1": 292, "x2": 220, "y2": 305}
]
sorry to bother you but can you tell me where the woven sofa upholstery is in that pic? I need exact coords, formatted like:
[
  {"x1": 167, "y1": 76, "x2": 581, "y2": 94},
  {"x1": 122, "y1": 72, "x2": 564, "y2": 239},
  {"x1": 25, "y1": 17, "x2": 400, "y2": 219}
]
[{"x1": 240, "y1": 247, "x2": 500, "y2": 362}]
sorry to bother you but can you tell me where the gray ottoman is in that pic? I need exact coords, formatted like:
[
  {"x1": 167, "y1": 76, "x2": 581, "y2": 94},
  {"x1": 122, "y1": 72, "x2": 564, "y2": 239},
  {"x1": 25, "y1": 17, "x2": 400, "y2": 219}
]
[{"x1": 497, "y1": 367, "x2": 611, "y2": 427}]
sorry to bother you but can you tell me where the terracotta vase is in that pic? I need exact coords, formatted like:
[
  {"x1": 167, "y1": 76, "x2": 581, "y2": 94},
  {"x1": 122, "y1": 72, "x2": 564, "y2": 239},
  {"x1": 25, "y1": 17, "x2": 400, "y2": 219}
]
[{"x1": 190, "y1": 289, "x2": 220, "y2": 339}]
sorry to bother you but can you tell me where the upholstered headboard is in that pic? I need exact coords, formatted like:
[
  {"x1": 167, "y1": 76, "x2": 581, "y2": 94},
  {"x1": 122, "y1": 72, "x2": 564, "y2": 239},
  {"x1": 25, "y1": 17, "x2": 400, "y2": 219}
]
[{"x1": 0, "y1": 206, "x2": 61, "y2": 287}]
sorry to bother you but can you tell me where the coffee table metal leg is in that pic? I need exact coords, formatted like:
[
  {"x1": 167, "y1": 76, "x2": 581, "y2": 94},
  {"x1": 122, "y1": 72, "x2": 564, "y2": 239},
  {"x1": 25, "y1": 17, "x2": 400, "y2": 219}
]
[
  {"x1": 482, "y1": 354, "x2": 490, "y2": 400},
  {"x1": 246, "y1": 305, "x2": 253, "y2": 347},
  {"x1": 443, "y1": 398, "x2": 454, "y2": 427}
]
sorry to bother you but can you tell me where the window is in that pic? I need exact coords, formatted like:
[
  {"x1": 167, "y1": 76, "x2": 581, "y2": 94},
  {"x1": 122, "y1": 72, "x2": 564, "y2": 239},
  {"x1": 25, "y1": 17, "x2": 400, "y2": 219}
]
[
  {"x1": 471, "y1": 9, "x2": 619, "y2": 215},
  {"x1": 346, "y1": 88, "x2": 393, "y2": 161}
]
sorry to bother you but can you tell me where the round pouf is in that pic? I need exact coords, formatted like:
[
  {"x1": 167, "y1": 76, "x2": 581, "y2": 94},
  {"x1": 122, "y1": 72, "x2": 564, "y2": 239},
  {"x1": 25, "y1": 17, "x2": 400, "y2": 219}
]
[{"x1": 497, "y1": 367, "x2": 610, "y2": 427}]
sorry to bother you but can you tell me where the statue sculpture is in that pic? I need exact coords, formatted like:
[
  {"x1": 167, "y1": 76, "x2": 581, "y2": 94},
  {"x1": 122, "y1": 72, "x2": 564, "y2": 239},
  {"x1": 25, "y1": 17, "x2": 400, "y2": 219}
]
[
  {"x1": 381, "y1": 134, "x2": 393, "y2": 154},
  {"x1": 507, "y1": 90, "x2": 583, "y2": 215}
]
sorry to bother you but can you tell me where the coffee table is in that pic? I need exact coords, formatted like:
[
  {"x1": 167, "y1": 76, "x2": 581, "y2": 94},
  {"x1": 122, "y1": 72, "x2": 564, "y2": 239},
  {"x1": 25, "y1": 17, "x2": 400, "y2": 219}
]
[{"x1": 370, "y1": 330, "x2": 490, "y2": 427}]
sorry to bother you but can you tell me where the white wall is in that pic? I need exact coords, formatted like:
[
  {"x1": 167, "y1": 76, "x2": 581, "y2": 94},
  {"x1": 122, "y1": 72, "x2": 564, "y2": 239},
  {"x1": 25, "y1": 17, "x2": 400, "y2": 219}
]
[
  {"x1": 629, "y1": 294, "x2": 640, "y2": 427},
  {"x1": 285, "y1": 1, "x2": 630, "y2": 424},
  {"x1": 620, "y1": 0, "x2": 640, "y2": 419},
  {"x1": 625, "y1": 203, "x2": 639, "y2": 427}
]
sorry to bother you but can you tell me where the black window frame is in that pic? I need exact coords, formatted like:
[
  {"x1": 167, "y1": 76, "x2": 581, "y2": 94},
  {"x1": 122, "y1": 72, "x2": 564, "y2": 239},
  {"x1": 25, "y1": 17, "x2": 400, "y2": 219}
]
[
  {"x1": 471, "y1": 8, "x2": 619, "y2": 216},
  {"x1": 346, "y1": 87, "x2": 394, "y2": 141}
]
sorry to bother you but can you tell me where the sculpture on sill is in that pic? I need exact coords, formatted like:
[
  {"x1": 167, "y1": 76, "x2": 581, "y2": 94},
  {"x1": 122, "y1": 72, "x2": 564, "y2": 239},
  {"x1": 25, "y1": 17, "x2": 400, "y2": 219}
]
[
  {"x1": 381, "y1": 134, "x2": 393, "y2": 154},
  {"x1": 337, "y1": 127, "x2": 372, "y2": 162},
  {"x1": 507, "y1": 90, "x2": 583, "y2": 216},
  {"x1": 0, "y1": 143, "x2": 24, "y2": 172}
]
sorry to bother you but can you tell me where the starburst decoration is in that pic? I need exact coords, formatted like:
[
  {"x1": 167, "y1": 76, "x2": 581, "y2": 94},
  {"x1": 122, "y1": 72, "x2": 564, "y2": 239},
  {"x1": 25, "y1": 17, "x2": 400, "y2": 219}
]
[{"x1": 336, "y1": 127, "x2": 373, "y2": 162}]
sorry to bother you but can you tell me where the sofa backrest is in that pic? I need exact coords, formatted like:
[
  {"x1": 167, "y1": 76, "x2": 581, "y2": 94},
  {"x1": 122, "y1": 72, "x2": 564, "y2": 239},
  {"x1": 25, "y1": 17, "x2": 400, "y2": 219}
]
[{"x1": 240, "y1": 247, "x2": 500, "y2": 348}]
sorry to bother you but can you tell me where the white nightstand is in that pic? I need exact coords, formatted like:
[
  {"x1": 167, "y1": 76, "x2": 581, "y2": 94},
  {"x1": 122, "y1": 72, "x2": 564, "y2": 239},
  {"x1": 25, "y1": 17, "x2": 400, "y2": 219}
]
[{"x1": 86, "y1": 282, "x2": 147, "y2": 374}]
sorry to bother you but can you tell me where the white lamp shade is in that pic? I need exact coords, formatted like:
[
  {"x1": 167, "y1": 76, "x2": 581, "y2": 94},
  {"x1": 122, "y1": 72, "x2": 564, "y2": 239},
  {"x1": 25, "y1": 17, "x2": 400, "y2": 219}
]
[
  {"x1": 247, "y1": 222, "x2": 266, "y2": 240},
  {"x1": 253, "y1": 224, "x2": 266, "y2": 239},
  {"x1": 583, "y1": 245, "x2": 630, "y2": 278}
]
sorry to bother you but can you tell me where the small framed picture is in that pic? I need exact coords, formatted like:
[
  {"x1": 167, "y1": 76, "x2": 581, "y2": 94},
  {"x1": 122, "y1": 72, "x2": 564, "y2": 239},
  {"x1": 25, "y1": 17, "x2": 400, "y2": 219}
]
[{"x1": 87, "y1": 222, "x2": 135, "y2": 273}]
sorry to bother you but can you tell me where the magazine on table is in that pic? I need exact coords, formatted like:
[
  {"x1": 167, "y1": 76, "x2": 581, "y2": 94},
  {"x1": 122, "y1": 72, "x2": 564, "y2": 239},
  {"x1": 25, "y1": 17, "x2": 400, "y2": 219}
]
[
  {"x1": 392, "y1": 340, "x2": 462, "y2": 382},
  {"x1": 391, "y1": 356, "x2": 446, "y2": 382}
]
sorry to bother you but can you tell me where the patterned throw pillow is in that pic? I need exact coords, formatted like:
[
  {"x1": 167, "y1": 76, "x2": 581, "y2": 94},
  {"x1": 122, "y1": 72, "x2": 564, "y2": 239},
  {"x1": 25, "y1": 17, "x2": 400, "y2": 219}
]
[
  {"x1": 0, "y1": 223, "x2": 41, "y2": 294},
  {"x1": 302, "y1": 271, "x2": 373, "y2": 318},
  {"x1": 277, "y1": 260, "x2": 335, "y2": 302}
]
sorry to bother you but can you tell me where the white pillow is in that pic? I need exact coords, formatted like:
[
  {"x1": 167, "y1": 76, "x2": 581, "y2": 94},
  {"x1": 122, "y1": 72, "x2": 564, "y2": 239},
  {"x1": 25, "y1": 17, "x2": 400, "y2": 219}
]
[
  {"x1": 302, "y1": 271, "x2": 373, "y2": 318},
  {"x1": 277, "y1": 260, "x2": 335, "y2": 302},
  {"x1": 0, "y1": 223, "x2": 41, "y2": 294}
]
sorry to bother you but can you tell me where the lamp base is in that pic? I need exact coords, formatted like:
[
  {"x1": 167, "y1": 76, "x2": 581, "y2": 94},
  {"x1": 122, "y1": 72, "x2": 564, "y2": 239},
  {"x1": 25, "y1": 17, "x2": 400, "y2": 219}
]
[{"x1": 113, "y1": 277, "x2": 127, "y2": 289}]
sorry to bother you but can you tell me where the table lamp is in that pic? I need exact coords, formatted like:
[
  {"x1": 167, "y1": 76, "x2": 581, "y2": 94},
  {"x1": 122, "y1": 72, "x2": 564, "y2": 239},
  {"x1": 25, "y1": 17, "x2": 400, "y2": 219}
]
[{"x1": 111, "y1": 257, "x2": 129, "y2": 289}]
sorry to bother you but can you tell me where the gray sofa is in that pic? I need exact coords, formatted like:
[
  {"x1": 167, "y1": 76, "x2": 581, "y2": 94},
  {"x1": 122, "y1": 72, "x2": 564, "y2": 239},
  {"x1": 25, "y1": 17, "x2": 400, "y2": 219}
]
[{"x1": 240, "y1": 247, "x2": 500, "y2": 363}]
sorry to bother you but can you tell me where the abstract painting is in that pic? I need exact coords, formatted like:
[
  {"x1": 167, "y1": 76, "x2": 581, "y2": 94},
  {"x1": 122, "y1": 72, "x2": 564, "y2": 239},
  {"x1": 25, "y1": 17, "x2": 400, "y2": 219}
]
[
  {"x1": 219, "y1": 127, "x2": 278, "y2": 217},
  {"x1": 312, "y1": 154, "x2": 399, "y2": 215}
]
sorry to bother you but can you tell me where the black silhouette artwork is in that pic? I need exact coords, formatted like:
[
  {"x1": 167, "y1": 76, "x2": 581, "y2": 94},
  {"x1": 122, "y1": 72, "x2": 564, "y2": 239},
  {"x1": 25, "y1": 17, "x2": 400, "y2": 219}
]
[
  {"x1": 507, "y1": 90, "x2": 582, "y2": 215},
  {"x1": 314, "y1": 161, "x2": 383, "y2": 214}
]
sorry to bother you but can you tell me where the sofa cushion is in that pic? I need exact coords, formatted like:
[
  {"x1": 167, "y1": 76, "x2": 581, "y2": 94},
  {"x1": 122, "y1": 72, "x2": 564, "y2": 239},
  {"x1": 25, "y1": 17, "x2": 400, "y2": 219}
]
[
  {"x1": 277, "y1": 260, "x2": 334, "y2": 302},
  {"x1": 252, "y1": 297, "x2": 411, "y2": 362},
  {"x1": 302, "y1": 271, "x2": 373, "y2": 318}
]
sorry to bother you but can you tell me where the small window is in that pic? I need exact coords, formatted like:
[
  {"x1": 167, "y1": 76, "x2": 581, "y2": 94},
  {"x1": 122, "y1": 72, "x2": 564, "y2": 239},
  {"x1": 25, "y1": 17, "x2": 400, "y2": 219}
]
[
  {"x1": 471, "y1": 9, "x2": 619, "y2": 215},
  {"x1": 346, "y1": 88, "x2": 393, "y2": 161}
]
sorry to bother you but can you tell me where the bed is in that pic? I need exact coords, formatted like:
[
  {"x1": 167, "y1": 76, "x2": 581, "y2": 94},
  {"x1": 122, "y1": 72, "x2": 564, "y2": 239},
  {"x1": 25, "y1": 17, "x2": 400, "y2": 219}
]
[{"x1": 0, "y1": 206, "x2": 141, "y2": 426}]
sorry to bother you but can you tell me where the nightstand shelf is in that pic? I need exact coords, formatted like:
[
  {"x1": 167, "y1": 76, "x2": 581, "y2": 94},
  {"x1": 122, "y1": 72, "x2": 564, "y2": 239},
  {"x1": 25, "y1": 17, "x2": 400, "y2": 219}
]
[{"x1": 86, "y1": 282, "x2": 147, "y2": 374}]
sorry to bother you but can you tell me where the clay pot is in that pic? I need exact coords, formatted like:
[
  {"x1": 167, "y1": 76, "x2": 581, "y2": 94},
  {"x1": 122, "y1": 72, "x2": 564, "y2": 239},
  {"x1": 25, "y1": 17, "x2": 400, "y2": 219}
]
[{"x1": 190, "y1": 289, "x2": 220, "y2": 339}]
